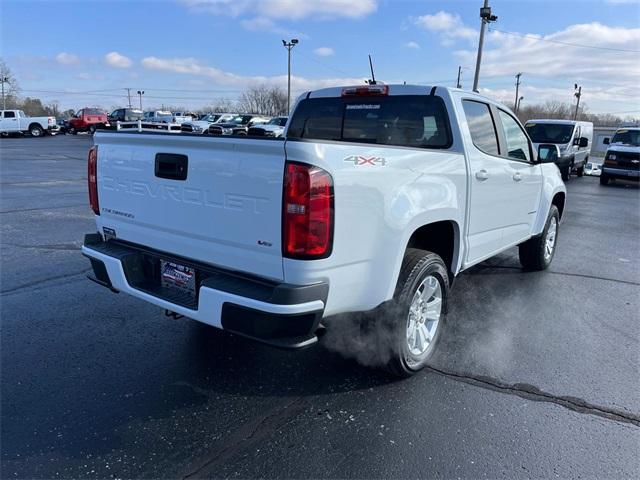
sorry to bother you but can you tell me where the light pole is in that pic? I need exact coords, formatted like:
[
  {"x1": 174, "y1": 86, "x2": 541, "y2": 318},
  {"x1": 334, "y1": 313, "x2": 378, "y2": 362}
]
[
  {"x1": 516, "y1": 96, "x2": 524, "y2": 114},
  {"x1": 137, "y1": 90, "x2": 145, "y2": 111},
  {"x1": 1, "y1": 76, "x2": 9, "y2": 110},
  {"x1": 573, "y1": 84, "x2": 582, "y2": 120},
  {"x1": 282, "y1": 39, "x2": 299, "y2": 114},
  {"x1": 456, "y1": 66, "x2": 462, "y2": 88},
  {"x1": 472, "y1": 0, "x2": 498, "y2": 93}
]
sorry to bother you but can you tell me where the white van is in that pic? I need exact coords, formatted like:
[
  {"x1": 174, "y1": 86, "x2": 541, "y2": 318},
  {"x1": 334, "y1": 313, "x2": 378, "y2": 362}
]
[{"x1": 525, "y1": 120, "x2": 593, "y2": 180}]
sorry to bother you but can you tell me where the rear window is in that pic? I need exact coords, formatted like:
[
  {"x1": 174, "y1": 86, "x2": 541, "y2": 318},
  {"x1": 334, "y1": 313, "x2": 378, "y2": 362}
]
[
  {"x1": 288, "y1": 95, "x2": 452, "y2": 149},
  {"x1": 86, "y1": 109, "x2": 103, "y2": 115}
]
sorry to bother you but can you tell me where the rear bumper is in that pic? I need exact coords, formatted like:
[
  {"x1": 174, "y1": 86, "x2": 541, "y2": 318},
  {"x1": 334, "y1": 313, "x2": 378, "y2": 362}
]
[{"x1": 81, "y1": 234, "x2": 328, "y2": 349}]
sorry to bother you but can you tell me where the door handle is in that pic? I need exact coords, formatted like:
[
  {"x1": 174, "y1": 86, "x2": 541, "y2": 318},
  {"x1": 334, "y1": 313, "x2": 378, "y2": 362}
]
[
  {"x1": 512, "y1": 172, "x2": 522, "y2": 182},
  {"x1": 475, "y1": 170, "x2": 489, "y2": 181}
]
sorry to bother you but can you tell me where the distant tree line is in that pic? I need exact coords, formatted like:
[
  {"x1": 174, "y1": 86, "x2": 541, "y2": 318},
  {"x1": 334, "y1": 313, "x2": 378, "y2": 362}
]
[{"x1": 515, "y1": 100, "x2": 637, "y2": 127}]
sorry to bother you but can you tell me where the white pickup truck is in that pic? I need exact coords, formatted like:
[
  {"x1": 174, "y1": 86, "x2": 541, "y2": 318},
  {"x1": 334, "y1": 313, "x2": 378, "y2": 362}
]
[
  {"x1": 0, "y1": 109, "x2": 57, "y2": 137},
  {"x1": 82, "y1": 84, "x2": 566, "y2": 376}
]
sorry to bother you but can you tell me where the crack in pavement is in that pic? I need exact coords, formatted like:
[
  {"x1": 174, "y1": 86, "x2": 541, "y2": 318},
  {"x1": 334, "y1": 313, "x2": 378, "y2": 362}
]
[
  {"x1": 426, "y1": 365, "x2": 640, "y2": 427},
  {"x1": 182, "y1": 396, "x2": 308, "y2": 479},
  {"x1": 466, "y1": 264, "x2": 640, "y2": 287},
  {"x1": 0, "y1": 268, "x2": 91, "y2": 296},
  {"x1": 0, "y1": 203, "x2": 87, "y2": 214}
]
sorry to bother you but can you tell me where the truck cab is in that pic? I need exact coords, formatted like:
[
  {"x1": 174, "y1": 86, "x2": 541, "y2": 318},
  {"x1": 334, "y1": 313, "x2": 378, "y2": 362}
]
[{"x1": 525, "y1": 119, "x2": 593, "y2": 180}]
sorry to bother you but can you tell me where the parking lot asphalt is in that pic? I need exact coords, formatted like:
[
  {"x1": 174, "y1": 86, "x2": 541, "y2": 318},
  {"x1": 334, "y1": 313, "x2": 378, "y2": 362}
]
[{"x1": 1, "y1": 134, "x2": 639, "y2": 479}]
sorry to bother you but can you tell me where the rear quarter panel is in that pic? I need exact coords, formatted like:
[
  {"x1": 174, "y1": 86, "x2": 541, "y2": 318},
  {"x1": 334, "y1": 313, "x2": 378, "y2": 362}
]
[{"x1": 283, "y1": 91, "x2": 467, "y2": 315}]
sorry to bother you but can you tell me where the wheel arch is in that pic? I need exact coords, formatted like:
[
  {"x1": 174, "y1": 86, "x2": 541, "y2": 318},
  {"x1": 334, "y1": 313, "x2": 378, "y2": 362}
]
[{"x1": 552, "y1": 191, "x2": 566, "y2": 221}]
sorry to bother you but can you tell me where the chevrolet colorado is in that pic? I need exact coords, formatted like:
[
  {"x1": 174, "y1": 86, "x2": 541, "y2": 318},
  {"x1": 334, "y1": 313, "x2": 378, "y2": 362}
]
[{"x1": 82, "y1": 84, "x2": 566, "y2": 376}]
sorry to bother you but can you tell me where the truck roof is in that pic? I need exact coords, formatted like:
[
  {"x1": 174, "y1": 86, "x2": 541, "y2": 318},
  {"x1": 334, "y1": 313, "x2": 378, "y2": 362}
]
[
  {"x1": 305, "y1": 84, "x2": 495, "y2": 103},
  {"x1": 525, "y1": 119, "x2": 593, "y2": 126}
]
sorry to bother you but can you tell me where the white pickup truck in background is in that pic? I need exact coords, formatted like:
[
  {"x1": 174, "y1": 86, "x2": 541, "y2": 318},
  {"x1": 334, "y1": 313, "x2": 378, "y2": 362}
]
[
  {"x1": 82, "y1": 84, "x2": 566, "y2": 376},
  {"x1": 0, "y1": 109, "x2": 57, "y2": 137}
]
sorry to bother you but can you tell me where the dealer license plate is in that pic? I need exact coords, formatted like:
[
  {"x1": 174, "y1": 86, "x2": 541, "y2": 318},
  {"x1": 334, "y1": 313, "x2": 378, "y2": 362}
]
[{"x1": 160, "y1": 260, "x2": 196, "y2": 298}]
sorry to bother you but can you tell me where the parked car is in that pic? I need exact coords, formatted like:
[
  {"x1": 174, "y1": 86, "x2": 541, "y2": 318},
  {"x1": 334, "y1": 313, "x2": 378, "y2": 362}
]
[
  {"x1": 82, "y1": 84, "x2": 566, "y2": 377},
  {"x1": 108, "y1": 108, "x2": 144, "y2": 125},
  {"x1": 584, "y1": 162, "x2": 601, "y2": 176},
  {"x1": 0, "y1": 110, "x2": 57, "y2": 137},
  {"x1": 68, "y1": 108, "x2": 109, "y2": 134},
  {"x1": 142, "y1": 111, "x2": 173, "y2": 123},
  {"x1": 524, "y1": 119, "x2": 593, "y2": 181},
  {"x1": 207, "y1": 114, "x2": 270, "y2": 135},
  {"x1": 181, "y1": 113, "x2": 235, "y2": 134},
  {"x1": 600, "y1": 127, "x2": 640, "y2": 185},
  {"x1": 248, "y1": 116, "x2": 288, "y2": 137}
]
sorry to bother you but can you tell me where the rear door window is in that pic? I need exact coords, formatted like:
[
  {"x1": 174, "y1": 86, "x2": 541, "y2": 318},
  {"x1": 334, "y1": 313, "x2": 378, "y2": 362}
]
[
  {"x1": 288, "y1": 95, "x2": 452, "y2": 149},
  {"x1": 4, "y1": 111, "x2": 15, "y2": 118}
]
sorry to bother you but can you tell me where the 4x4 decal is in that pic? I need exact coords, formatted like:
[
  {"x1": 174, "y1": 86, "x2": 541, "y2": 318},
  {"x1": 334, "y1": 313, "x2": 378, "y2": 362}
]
[{"x1": 343, "y1": 155, "x2": 387, "y2": 166}]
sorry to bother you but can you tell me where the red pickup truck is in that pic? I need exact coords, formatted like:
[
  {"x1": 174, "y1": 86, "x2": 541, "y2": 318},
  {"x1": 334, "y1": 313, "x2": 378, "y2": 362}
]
[{"x1": 68, "y1": 108, "x2": 109, "y2": 134}]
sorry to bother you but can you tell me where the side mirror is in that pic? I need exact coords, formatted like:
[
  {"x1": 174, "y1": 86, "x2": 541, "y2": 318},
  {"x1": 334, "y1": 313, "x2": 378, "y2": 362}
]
[
  {"x1": 579, "y1": 137, "x2": 589, "y2": 148},
  {"x1": 537, "y1": 144, "x2": 560, "y2": 164},
  {"x1": 603, "y1": 138, "x2": 610, "y2": 145}
]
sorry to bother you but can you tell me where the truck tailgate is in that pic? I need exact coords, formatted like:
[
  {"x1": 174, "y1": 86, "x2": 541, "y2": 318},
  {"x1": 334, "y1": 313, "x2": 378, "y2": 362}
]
[{"x1": 94, "y1": 133, "x2": 285, "y2": 281}]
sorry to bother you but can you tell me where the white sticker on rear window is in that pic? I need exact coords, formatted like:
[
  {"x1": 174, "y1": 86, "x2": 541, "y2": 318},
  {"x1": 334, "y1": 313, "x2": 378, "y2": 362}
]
[{"x1": 346, "y1": 104, "x2": 381, "y2": 110}]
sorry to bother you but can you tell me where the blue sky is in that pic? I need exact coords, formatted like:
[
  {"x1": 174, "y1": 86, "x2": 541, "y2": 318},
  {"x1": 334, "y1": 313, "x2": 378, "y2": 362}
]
[{"x1": 2, "y1": 0, "x2": 639, "y2": 114}]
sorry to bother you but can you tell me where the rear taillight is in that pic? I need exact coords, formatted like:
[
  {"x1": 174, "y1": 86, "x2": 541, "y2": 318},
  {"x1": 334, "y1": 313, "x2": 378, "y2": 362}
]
[
  {"x1": 283, "y1": 162, "x2": 334, "y2": 259},
  {"x1": 88, "y1": 146, "x2": 99, "y2": 215}
]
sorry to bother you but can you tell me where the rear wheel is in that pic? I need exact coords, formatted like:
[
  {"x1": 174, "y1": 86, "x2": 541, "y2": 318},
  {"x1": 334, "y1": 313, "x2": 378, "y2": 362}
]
[
  {"x1": 600, "y1": 174, "x2": 610, "y2": 186},
  {"x1": 88, "y1": 125, "x2": 97, "y2": 134},
  {"x1": 68, "y1": 127, "x2": 77, "y2": 135},
  {"x1": 375, "y1": 249, "x2": 449, "y2": 377},
  {"x1": 561, "y1": 162, "x2": 572, "y2": 181},
  {"x1": 519, "y1": 205, "x2": 559, "y2": 271},
  {"x1": 29, "y1": 124, "x2": 44, "y2": 137},
  {"x1": 576, "y1": 163, "x2": 585, "y2": 177}
]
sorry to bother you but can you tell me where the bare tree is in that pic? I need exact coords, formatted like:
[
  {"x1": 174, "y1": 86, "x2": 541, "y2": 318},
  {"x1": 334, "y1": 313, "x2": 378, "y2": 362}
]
[
  {"x1": 0, "y1": 59, "x2": 20, "y2": 108},
  {"x1": 237, "y1": 85, "x2": 287, "y2": 116}
]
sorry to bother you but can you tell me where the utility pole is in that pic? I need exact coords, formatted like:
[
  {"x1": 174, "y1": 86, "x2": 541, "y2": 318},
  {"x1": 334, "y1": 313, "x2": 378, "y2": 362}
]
[
  {"x1": 126, "y1": 88, "x2": 132, "y2": 108},
  {"x1": 573, "y1": 84, "x2": 582, "y2": 120},
  {"x1": 282, "y1": 39, "x2": 299, "y2": 114},
  {"x1": 137, "y1": 90, "x2": 145, "y2": 110},
  {"x1": 1, "y1": 76, "x2": 9, "y2": 110},
  {"x1": 472, "y1": 0, "x2": 498, "y2": 92},
  {"x1": 516, "y1": 96, "x2": 524, "y2": 114},
  {"x1": 456, "y1": 66, "x2": 462, "y2": 88},
  {"x1": 514, "y1": 73, "x2": 522, "y2": 111}
]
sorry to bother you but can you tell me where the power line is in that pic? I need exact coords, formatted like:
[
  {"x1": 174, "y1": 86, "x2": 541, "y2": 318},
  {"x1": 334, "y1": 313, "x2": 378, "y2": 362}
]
[{"x1": 488, "y1": 27, "x2": 640, "y2": 53}]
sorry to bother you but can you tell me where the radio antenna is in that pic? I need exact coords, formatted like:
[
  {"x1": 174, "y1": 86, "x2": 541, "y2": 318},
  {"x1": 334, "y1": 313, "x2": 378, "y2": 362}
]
[{"x1": 368, "y1": 54, "x2": 377, "y2": 85}]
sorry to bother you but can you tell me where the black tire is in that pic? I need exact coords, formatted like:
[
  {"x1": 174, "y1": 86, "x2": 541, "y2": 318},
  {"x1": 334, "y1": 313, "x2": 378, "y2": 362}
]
[
  {"x1": 29, "y1": 124, "x2": 44, "y2": 137},
  {"x1": 561, "y1": 162, "x2": 572, "y2": 181},
  {"x1": 373, "y1": 249, "x2": 450, "y2": 377},
  {"x1": 576, "y1": 164, "x2": 584, "y2": 177},
  {"x1": 69, "y1": 127, "x2": 77, "y2": 135},
  {"x1": 88, "y1": 125, "x2": 97, "y2": 134},
  {"x1": 600, "y1": 174, "x2": 610, "y2": 186},
  {"x1": 519, "y1": 205, "x2": 559, "y2": 271}
]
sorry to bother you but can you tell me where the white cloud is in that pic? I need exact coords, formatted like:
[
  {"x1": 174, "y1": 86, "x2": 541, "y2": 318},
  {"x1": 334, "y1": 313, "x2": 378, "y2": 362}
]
[
  {"x1": 179, "y1": 0, "x2": 377, "y2": 20},
  {"x1": 105, "y1": 52, "x2": 133, "y2": 68},
  {"x1": 314, "y1": 47, "x2": 334, "y2": 57},
  {"x1": 404, "y1": 41, "x2": 420, "y2": 49},
  {"x1": 454, "y1": 22, "x2": 640, "y2": 113},
  {"x1": 415, "y1": 11, "x2": 476, "y2": 43},
  {"x1": 141, "y1": 55, "x2": 364, "y2": 91},
  {"x1": 75, "y1": 72, "x2": 105, "y2": 81},
  {"x1": 55, "y1": 52, "x2": 80, "y2": 65}
]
